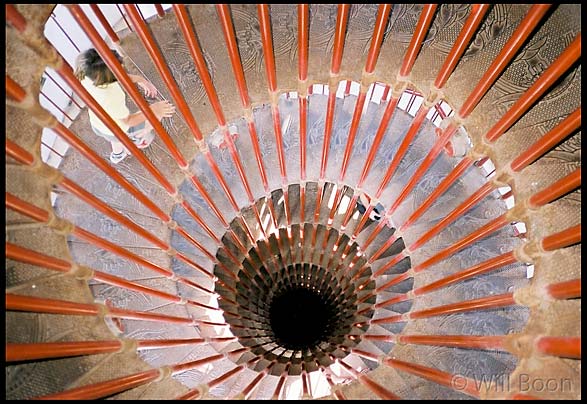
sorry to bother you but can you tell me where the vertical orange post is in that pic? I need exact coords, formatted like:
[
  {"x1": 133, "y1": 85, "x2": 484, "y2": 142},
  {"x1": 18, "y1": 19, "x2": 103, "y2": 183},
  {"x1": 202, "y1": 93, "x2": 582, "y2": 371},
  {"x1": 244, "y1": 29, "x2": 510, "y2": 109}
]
[
  {"x1": 484, "y1": 34, "x2": 581, "y2": 143},
  {"x1": 6, "y1": 341, "x2": 123, "y2": 362},
  {"x1": 6, "y1": 75, "x2": 27, "y2": 102},
  {"x1": 392, "y1": 334, "x2": 506, "y2": 350},
  {"x1": 298, "y1": 4, "x2": 310, "y2": 181},
  {"x1": 211, "y1": 366, "x2": 248, "y2": 389},
  {"x1": 413, "y1": 252, "x2": 517, "y2": 296},
  {"x1": 170, "y1": 353, "x2": 224, "y2": 374},
  {"x1": 541, "y1": 224, "x2": 581, "y2": 251},
  {"x1": 271, "y1": 368, "x2": 289, "y2": 399},
  {"x1": 215, "y1": 4, "x2": 271, "y2": 210},
  {"x1": 116, "y1": 307, "x2": 197, "y2": 324},
  {"x1": 399, "y1": 4, "x2": 438, "y2": 78},
  {"x1": 384, "y1": 358, "x2": 480, "y2": 398},
  {"x1": 258, "y1": 4, "x2": 288, "y2": 185},
  {"x1": 458, "y1": 4, "x2": 552, "y2": 118},
  {"x1": 433, "y1": 4, "x2": 490, "y2": 88},
  {"x1": 172, "y1": 5, "x2": 225, "y2": 126},
  {"x1": 357, "y1": 95, "x2": 399, "y2": 188},
  {"x1": 330, "y1": 4, "x2": 351, "y2": 75},
  {"x1": 536, "y1": 337, "x2": 581, "y2": 359},
  {"x1": 546, "y1": 279, "x2": 581, "y2": 300},
  {"x1": 364, "y1": 5, "x2": 393, "y2": 74},
  {"x1": 6, "y1": 242, "x2": 71, "y2": 272},
  {"x1": 408, "y1": 182, "x2": 495, "y2": 251},
  {"x1": 373, "y1": 271, "x2": 411, "y2": 293},
  {"x1": 124, "y1": 5, "x2": 242, "y2": 215},
  {"x1": 510, "y1": 108, "x2": 580, "y2": 172},
  {"x1": 375, "y1": 104, "x2": 430, "y2": 198},
  {"x1": 413, "y1": 292, "x2": 516, "y2": 318},
  {"x1": 5, "y1": 4, "x2": 27, "y2": 33},
  {"x1": 5, "y1": 139, "x2": 35, "y2": 166},
  {"x1": 400, "y1": 156, "x2": 473, "y2": 231},
  {"x1": 6, "y1": 192, "x2": 50, "y2": 222},
  {"x1": 372, "y1": 292, "x2": 515, "y2": 325},
  {"x1": 155, "y1": 4, "x2": 165, "y2": 17},
  {"x1": 320, "y1": 91, "x2": 337, "y2": 179},
  {"x1": 528, "y1": 168, "x2": 581, "y2": 208},
  {"x1": 89, "y1": 4, "x2": 120, "y2": 43},
  {"x1": 319, "y1": 4, "x2": 350, "y2": 180},
  {"x1": 387, "y1": 122, "x2": 457, "y2": 214},
  {"x1": 338, "y1": 360, "x2": 400, "y2": 399},
  {"x1": 412, "y1": 213, "x2": 510, "y2": 272},
  {"x1": 172, "y1": 5, "x2": 268, "y2": 241},
  {"x1": 299, "y1": 94, "x2": 308, "y2": 180},
  {"x1": 35, "y1": 369, "x2": 161, "y2": 400},
  {"x1": 339, "y1": 4, "x2": 392, "y2": 181},
  {"x1": 239, "y1": 370, "x2": 268, "y2": 399},
  {"x1": 298, "y1": 5, "x2": 309, "y2": 83},
  {"x1": 369, "y1": 234, "x2": 399, "y2": 262},
  {"x1": 6, "y1": 294, "x2": 100, "y2": 316},
  {"x1": 215, "y1": 5, "x2": 252, "y2": 108}
]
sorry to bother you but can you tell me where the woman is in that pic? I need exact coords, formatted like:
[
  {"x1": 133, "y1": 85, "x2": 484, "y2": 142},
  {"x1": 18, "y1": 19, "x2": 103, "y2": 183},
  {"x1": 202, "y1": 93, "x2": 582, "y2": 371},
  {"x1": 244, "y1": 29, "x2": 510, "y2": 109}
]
[{"x1": 75, "y1": 48, "x2": 175, "y2": 163}]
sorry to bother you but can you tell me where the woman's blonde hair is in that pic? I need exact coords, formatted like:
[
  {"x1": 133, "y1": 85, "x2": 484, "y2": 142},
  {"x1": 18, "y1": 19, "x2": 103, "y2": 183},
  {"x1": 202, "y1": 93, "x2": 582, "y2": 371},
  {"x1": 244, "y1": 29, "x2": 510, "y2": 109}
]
[{"x1": 74, "y1": 48, "x2": 123, "y2": 86}]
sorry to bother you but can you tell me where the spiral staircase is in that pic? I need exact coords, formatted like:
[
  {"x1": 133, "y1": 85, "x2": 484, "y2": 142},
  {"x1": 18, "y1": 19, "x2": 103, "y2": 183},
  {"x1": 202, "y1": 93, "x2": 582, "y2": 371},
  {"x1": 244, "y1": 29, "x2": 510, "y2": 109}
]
[{"x1": 5, "y1": 4, "x2": 581, "y2": 400}]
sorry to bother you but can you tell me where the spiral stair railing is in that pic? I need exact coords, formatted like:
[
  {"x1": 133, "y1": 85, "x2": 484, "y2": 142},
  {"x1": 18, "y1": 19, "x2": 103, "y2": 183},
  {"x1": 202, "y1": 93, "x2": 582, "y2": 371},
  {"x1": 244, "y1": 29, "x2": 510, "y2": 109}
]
[{"x1": 5, "y1": 4, "x2": 581, "y2": 400}]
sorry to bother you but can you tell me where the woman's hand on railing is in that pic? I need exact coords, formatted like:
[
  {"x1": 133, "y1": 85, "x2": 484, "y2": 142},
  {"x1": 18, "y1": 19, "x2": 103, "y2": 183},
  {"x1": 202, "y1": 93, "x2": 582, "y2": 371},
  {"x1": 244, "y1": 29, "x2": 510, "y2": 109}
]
[
  {"x1": 150, "y1": 100, "x2": 175, "y2": 120},
  {"x1": 138, "y1": 80, "x2": 158, "y2": 98}
]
